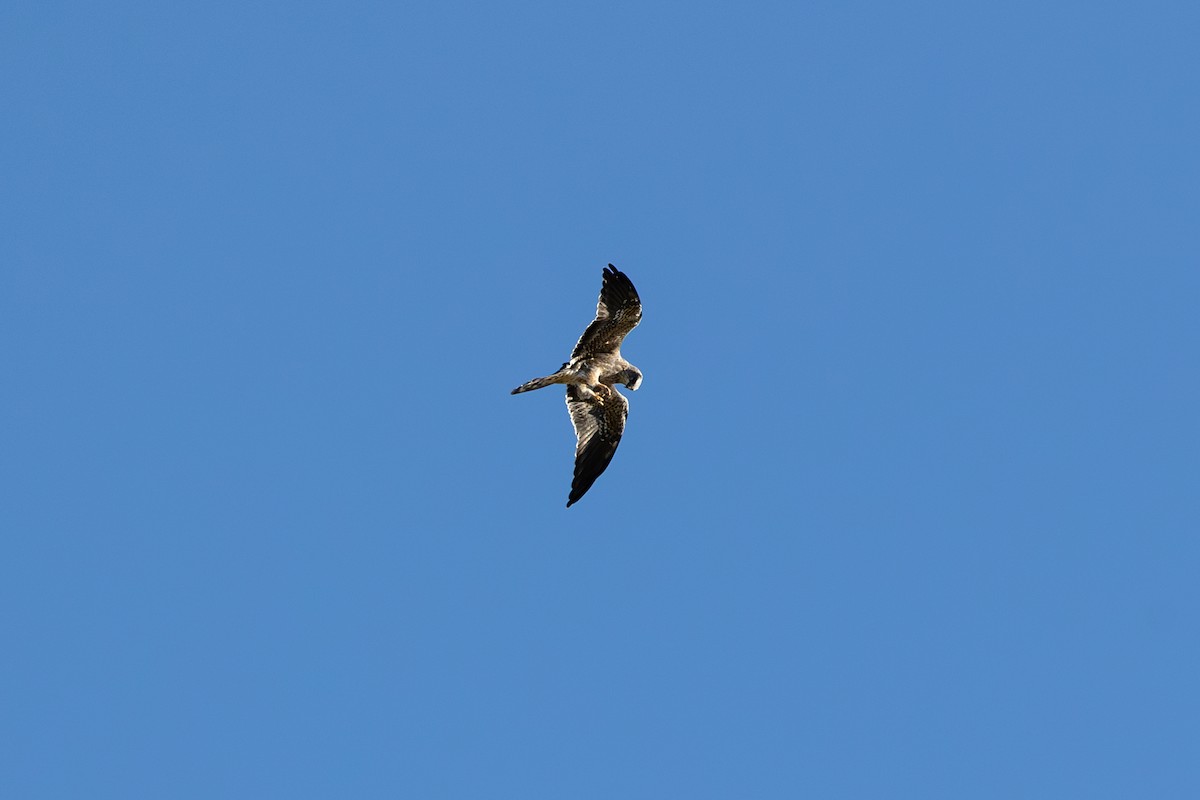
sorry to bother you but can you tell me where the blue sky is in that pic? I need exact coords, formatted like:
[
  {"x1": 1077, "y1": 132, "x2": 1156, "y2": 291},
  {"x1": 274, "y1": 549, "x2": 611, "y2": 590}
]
[{"x1": 2, "y1": 1, "x2": 1198, "y2": 797}]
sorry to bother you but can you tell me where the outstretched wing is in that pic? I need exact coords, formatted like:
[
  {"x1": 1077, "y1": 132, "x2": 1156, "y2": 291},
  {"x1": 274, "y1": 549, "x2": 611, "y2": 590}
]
[
  {"x1": 565, "y1": 384, "x2": 629, "y2": 507},
  {"x1": 571, "y1": 265, "x2": 642, "y2": 358}
]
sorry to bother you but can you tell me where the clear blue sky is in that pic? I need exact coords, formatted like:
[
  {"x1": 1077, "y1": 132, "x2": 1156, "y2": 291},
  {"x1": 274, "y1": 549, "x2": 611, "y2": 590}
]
[{"x1": 3, "y1": 1, "x2": 1197, "y2": 797}]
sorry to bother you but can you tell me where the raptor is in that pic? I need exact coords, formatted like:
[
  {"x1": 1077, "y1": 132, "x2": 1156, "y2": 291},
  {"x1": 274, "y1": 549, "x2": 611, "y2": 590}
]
[{"x1": 511, "y1": 264, "x2": 643, "y2": 507}]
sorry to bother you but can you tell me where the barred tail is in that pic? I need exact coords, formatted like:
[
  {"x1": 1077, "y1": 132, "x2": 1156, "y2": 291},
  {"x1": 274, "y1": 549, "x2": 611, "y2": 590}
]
[{"x1": 511, "y1": 374, "x2": 562, "y2": 395}]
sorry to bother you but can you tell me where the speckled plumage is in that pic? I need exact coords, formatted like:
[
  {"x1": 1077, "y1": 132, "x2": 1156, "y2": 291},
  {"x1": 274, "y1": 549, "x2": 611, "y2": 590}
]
[{"x1": 511, "y1": 264, "x2": 644, "y2": 507}]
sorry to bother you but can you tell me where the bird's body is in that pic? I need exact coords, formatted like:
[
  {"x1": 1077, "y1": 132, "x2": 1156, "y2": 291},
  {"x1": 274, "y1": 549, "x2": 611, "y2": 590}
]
[{"x1": 511, "y1": 265, "x2": 643, "y2": 506}]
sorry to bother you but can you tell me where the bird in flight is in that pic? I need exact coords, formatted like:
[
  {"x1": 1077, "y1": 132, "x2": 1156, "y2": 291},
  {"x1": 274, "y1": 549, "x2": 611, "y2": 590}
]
[{"x1": 511, "y1": 264, "x2": 644, "y2": 507}]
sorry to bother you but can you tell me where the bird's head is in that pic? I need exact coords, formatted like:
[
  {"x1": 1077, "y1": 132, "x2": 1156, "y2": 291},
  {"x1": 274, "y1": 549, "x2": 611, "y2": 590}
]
[{"x1": 623, "y1": 368, "x2": 643, "y2": 391}]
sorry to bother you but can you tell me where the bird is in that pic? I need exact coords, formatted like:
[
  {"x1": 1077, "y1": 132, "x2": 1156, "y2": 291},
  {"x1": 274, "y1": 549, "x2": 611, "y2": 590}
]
[{"x1": 511, "y1": 264, "x2": 643, "y2": 507}]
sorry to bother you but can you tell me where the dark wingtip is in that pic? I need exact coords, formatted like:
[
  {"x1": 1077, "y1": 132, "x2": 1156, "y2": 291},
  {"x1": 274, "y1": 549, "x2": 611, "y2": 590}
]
[{"x1": 599, "y1": 264, "x2": 638, "y2": 305}]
